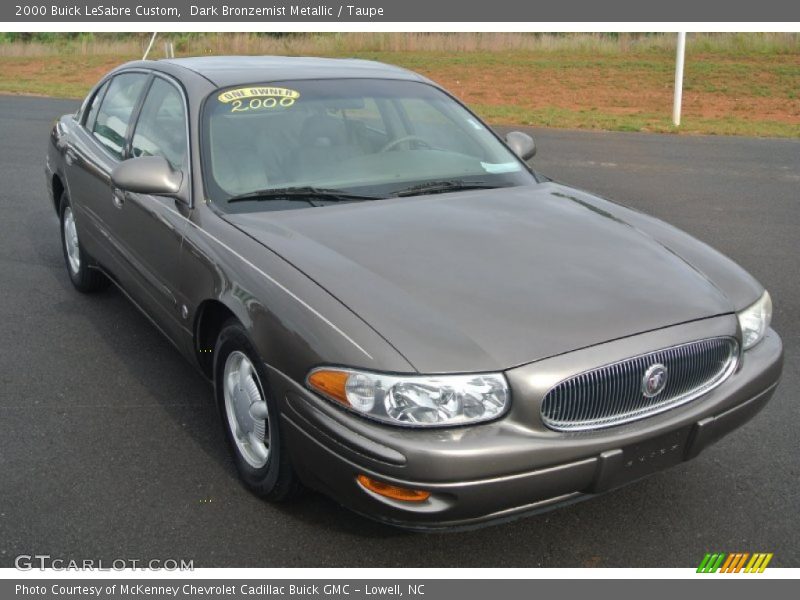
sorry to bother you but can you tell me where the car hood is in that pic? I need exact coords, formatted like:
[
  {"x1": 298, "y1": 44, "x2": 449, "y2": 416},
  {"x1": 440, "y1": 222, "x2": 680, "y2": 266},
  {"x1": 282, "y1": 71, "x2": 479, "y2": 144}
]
[{"x1": 225, "y1": 182, "x2": 738, "y2": 373}]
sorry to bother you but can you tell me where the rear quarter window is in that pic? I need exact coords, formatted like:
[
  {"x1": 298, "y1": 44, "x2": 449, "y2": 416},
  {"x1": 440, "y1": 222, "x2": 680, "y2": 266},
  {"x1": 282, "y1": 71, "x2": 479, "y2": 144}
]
[{"x1": 82, "y1": 80, "x2": 109, "y2": 131}]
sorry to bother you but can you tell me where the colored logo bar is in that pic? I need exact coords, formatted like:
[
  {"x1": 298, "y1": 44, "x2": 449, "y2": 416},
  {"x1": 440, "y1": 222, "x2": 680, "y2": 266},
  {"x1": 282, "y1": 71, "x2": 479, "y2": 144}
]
[{"x1": 697, "y1": 552, "x2": 773, "y2": 573}]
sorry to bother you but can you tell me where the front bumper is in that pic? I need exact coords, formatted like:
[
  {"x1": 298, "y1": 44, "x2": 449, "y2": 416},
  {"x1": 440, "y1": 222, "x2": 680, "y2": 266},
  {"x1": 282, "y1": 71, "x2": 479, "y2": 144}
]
[{"x1": 271, "y1": 318, "x2": 783, "y2": 530}]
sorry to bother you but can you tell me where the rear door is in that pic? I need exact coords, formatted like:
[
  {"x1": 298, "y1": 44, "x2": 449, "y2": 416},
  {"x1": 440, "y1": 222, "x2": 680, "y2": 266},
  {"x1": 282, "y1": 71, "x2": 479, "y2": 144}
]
[
  {"x1": 64, "y1": 71, "x2": 149, "y2": 276},
  {"x1": 105, "y1": 74, "x2": 193, "y2": 345}
]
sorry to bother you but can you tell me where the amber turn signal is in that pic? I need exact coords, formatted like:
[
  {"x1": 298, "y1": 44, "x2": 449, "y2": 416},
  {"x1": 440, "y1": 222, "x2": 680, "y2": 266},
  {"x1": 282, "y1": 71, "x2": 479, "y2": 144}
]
[
  {"x1": 307, "y1": 369, "x2": 351, "y2": 406},
  {"x1": 357, "y1": 474, "x2": 431, "y2": 502}
]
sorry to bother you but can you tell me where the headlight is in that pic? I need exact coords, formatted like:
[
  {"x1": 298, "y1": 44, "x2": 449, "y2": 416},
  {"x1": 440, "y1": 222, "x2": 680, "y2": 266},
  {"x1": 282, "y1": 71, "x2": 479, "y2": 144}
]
[
  {"x1": 738, "y1": 290, "x2": 772, "y2": 350},
  {"x1": 306, "y1": 368, "x2": 510, "y2": 427}
]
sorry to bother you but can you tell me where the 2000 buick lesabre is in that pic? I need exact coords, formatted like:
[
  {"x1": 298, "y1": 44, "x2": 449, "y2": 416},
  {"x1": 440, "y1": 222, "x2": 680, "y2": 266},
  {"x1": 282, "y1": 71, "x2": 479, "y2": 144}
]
[{"x1": 46, "y1": 56, "x2": 783, "y2": 529}]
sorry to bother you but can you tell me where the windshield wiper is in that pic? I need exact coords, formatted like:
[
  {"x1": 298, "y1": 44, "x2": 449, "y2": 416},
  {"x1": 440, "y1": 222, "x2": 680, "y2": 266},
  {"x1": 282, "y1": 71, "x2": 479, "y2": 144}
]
[
  {"x1": 227, "y1": 186, "x2": 382, "y2": 205},
  {"x1": 390, "y1": 180, "x2": 499, "y2": 197}
]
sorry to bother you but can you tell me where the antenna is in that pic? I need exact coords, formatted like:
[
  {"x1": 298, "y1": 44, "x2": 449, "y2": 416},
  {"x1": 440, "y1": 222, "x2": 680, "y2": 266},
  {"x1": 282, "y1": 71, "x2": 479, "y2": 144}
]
[{"x1": 142, "y1": 32, "x2": 158, "y2": 60}]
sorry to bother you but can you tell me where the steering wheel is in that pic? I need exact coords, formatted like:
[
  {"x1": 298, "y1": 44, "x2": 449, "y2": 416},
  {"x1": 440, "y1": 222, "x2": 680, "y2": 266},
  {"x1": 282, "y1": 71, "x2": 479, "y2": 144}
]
[{"x1": 379, "y1": 135, "x2": 433, "y2": 153}]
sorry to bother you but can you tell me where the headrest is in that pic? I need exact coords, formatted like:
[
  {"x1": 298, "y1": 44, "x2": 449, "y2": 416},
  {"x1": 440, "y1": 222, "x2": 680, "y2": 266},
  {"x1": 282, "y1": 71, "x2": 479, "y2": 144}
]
[{"x1": 299, "y1": 115, "x2": 347, "y2": 147}]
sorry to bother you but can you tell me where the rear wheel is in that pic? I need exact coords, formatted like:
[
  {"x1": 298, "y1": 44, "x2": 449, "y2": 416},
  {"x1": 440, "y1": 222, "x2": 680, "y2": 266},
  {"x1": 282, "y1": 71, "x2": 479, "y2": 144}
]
[
  {"x1": 59, "y1": 193, "x2": 109, "y2": 293},
  {"x1": 214, "y1": 319, "x2": 300, "y2": 501}
]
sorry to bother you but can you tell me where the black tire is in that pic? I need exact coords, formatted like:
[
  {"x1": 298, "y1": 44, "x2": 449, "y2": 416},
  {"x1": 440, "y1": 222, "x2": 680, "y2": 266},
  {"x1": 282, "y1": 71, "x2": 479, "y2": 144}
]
[
  {"x1": 214, "y1": 319, "x2": 300, "y2": 501},
  {"x1": 59, "y1": 193, "x2": 109, "y2": 293}
]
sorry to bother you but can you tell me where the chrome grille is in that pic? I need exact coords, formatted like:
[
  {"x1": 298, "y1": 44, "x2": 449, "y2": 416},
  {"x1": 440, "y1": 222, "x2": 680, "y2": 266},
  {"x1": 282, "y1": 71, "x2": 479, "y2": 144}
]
[{"x1": 541, "y1": 337, "x2": 739, "y2": 431}]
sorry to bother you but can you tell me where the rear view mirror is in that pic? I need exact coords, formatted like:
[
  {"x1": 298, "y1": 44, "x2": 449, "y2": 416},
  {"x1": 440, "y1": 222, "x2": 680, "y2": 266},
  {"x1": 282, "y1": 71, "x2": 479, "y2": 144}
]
[
  {"x1": 505, "y1": 131, "x2": 536, "y2": 161},
  {"x1": 111, "y1": 156, "x2": 183, "y2": 197}
]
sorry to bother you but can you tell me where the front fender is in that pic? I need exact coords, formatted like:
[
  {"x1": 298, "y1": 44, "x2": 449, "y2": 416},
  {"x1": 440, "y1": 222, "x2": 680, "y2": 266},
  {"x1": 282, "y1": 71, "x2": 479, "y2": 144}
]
[
  {"x1": 178, "y1": 203, "x2": 415, "y2": 384},
  {"x1": 574, "y1": 189, "x2": 764, "y2": 311}
]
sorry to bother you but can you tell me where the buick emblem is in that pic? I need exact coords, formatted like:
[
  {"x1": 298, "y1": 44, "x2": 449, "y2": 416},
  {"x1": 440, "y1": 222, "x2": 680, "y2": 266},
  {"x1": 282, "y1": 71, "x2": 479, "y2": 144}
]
[{"x1": 642, "y1": 363, "x2": 668, "y2": 398}]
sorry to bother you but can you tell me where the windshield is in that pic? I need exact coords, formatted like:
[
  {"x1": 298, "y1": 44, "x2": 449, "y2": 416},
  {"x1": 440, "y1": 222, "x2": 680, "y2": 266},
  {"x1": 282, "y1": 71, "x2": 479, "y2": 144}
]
[{"x1": 201, "y1": 78, "x2": 536, "y2": 211}]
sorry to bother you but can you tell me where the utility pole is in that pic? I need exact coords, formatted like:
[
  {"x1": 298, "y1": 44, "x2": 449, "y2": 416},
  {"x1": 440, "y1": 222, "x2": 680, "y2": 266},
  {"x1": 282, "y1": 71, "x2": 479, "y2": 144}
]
[{"x1": 672, "y1": 32, "x2": 687, "y2": 127}]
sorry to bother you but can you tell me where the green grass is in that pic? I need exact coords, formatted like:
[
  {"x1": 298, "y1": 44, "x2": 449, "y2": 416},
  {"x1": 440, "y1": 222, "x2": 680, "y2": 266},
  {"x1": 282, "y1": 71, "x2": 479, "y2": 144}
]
[
  {"x1": 474, "y1": 104, "x2": 800, "y2": 138},
  {"x1": 0, "y1": 78, "x2": 89, "y2": 99},
  {"x1": 1, "y1": 33, "x2": 798, "y2": 138}
]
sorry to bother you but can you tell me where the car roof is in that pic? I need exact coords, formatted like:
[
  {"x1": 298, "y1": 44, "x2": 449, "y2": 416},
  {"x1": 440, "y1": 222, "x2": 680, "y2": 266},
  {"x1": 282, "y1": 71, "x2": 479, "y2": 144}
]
[{"x1": 152, "y1": 55, "x2": 430, "y2": 88}]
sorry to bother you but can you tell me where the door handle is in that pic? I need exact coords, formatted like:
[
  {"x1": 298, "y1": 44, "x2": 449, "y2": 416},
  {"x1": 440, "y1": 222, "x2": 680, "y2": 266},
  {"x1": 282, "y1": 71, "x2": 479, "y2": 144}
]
[{"x1": 112, "y1": 189, "x2": 125, "y2": 209}]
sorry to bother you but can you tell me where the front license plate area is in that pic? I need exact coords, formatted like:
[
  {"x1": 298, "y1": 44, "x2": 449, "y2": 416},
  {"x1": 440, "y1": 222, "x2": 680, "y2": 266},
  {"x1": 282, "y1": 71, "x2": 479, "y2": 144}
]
[{"x1": 612, "y1": 427, "x2": 691, "y2": 487}]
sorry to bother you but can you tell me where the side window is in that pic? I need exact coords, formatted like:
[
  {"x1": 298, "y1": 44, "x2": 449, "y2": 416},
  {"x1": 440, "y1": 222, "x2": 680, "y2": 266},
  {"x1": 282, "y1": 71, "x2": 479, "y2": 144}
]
[
  {"x1": 92, "y1": 73, "x2": 148, "y2": 159},
  {"x1": 131, "y1": 78, "x2": 188, "y2": 172},
  {"x1": 83, "y1": 80, "x2": 109, "y2": 131}
]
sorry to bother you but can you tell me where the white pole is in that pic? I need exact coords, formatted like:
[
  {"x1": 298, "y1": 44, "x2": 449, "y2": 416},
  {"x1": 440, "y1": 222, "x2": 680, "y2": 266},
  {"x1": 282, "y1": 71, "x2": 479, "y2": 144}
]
[
  {"x1": 142, "y1": 32, "x2": 157, "y2": 60},
  {"x1": 672, "y1": 32, "x2": 686, "y2": 127}
]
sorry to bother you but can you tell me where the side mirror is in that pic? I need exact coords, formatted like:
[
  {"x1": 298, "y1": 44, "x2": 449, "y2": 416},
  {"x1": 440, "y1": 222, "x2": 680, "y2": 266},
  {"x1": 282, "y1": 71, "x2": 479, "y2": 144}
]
[
  {"x1": 111, "y1": 156, "x2": 183, "y2": 197},
  {"x1": 505, "y1": 131, "x2": 536, "y2": 161}
]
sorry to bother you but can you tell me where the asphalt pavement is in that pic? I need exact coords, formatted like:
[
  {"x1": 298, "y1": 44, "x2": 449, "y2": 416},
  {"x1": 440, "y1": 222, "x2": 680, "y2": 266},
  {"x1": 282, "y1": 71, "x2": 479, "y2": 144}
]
[{"x1": 0, "y1": 95, "x2": 797, "y2": 567}]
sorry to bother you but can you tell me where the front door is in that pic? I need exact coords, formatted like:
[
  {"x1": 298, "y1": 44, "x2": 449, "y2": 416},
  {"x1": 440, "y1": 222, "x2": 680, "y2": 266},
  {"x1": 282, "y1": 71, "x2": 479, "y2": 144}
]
[{"x1": 106, "y1": 75, "x2": 193, "y2": 346}]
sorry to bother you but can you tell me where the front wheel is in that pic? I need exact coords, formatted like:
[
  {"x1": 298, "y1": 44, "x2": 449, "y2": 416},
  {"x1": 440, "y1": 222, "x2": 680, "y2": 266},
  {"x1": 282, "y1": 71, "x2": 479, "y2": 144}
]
[
  {"x1": 59, "y1": 193, "x2": 109, "y2": 293},
  {"x1": 214, "y1": 319, "x2": 300, "y2": 501}
]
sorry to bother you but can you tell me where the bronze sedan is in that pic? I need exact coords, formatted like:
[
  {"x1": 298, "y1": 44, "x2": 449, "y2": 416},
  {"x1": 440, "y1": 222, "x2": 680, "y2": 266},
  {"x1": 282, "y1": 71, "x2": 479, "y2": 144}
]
[{"x1": 46, "y1": 57, "x2": 783, "y2": 529}]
